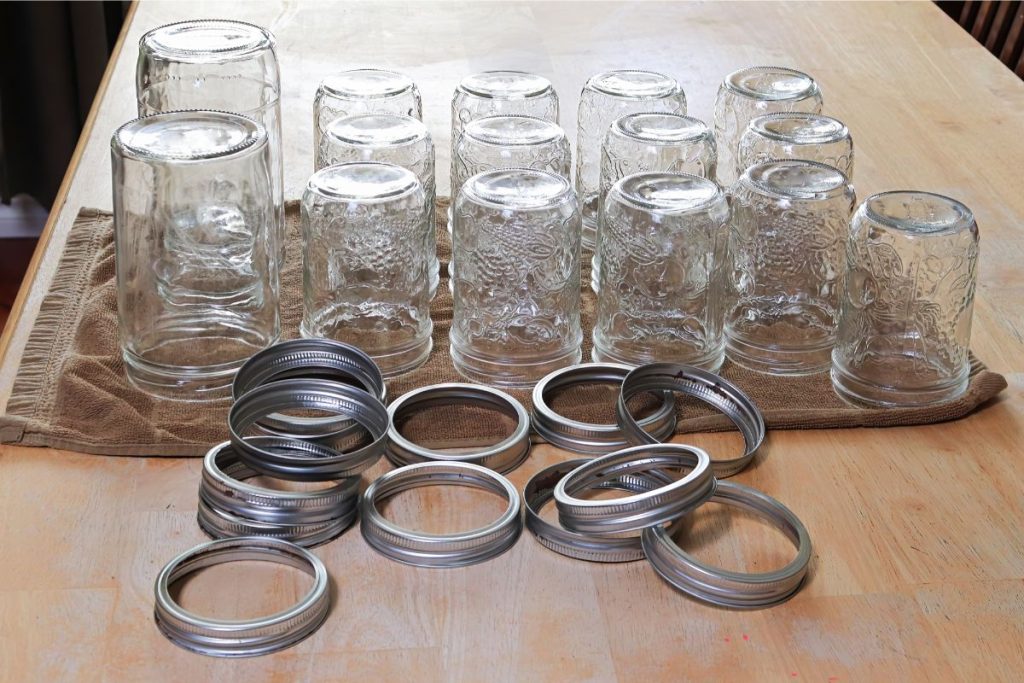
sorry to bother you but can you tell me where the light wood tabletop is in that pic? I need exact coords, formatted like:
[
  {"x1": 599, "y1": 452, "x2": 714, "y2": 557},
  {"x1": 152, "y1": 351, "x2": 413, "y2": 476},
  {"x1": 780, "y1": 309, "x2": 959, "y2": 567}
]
[{"x1": 2, "y1": 1, "x2": 1023, "y2": 680}]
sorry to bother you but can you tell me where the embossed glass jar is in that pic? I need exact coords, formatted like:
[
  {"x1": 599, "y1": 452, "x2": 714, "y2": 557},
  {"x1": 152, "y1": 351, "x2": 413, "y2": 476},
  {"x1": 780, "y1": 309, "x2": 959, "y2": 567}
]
[
  {"x1": 317, "y1": 114, "x2": 439, "y2": 298},
  {"x1": 592, "y1": 113, "x2": 717, "y2": 292},
  {"x1": 738, "y1": 113, "x2": 853, "y2": 179},
  {"x1": 301, "y1": 162, "x2": 432, "y2": 377},
  {"x1": 725, "y1": 160, "x2": 856, "y2": 375},
  {"x1": 832, "y1": 192, "x2": 979, "y2": 406},
  {"x1": 112, "y1": 111, "x2": 280, "y2": 400},
  {"x1": 576, "y1": 71, "x2": 687, "y2": 251},
  {"x1": 593, "y1": 173, "x2": 730, "y2": 370},
  {"x1": 450, "y1": 169, "x2": 582, "y2": 388},
  {"x1": 137, "y1": 20, "x2": 284, "y2": 261},
  {"x1": 713, "y1": 66, "x2": 823, "y2": 188},
  {"x1": 313, "y1": 69, "x2": 422, "y2": 156}
]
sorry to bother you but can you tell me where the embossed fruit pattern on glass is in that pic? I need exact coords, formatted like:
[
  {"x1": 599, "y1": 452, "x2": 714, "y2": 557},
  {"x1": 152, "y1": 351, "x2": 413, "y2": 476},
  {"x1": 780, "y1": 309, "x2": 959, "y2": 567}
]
[
  {"x1": 576, "y1": 70, "x2": 687, "y2": 250},
  {"x1": 313, "y1": 69, "x2": 422, "y2": 155},
  {"x1": 301, "y1": 162, "x2": 432, "y2": 377},
  {"x1": 713, "y1": 66, "x2": 823, "y2": 188},
  {"x1": 725, "y1": 160, "x2": 856, "y2": 375},
  {"x1": 450, "y1": 169, "x2": 582, "y2": 388},
  {"x1": 112, "y1": 111, "x2": 280, "y2": 400},
  {"x1": 738, "y1": 112, "x2": 853, "y2": 179},
  {"x1": 317, "y1": 114, "x2": 439, "y2": 298},
  {"x1": 832, "y1": 191, "x2": 979, "y2": 406},
  {"x1": 593, "y1": 173, "x2": 730, "y2": 370},
  {"x1": 592, "y1": 113, "x2": 716, "y2": 292}
]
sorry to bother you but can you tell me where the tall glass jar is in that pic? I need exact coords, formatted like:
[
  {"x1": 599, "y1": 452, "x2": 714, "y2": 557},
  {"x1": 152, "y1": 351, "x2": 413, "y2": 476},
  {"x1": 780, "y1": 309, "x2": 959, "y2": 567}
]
[
  {"x1": 738, "y1": 112, "x2": 853, "y2": 179},
  {"x1": 576, "y1": 70, "x2": 687, "y2": 251},
  {"x1": 136, "y1": 20, "x2": 284, "y2": 261},
  {"x1": 317, "y1": 114, "x2": 439, "y2": 298},
  {"x1": 726, "y1": 160, "x2": 856, "y2": 375},
  {"x1": 832, "y1": 192, "x2": 979, "y2": 406},
  {"x1": 313, "y1": 69, "x2": 422, "y2": 156},
  {"x1": 450, "y1": 169, "x2": 582, "y2": 388},
  {"x1": 112, "y1": 111, "x2": 280, "y2": 400}
]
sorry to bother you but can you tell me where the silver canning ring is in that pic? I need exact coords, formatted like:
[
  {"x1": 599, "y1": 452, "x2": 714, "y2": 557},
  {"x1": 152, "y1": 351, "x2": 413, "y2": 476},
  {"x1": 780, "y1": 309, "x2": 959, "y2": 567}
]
[
  {"x1": 232, "y1": 339, "x2": 386, "y2": 439},
  {"x1": 531, "y1": 363, "x2": 677, "y2": 455},
  {"x1": 360, "y1": 461, "x2": 522, "y2": 567},
  {"x1": 229, "y1": 378, "x2": 388, "y2": 481},
  {"x1": 153, "y1": 536, "x2": 330, "y2": 657},
  {"x1": 197, "y1": 498, "x2": 357, "y2": 548},
  {"x1": 386, "y1": 383, "x2": 531, "y2": 474},
  {"x1": 201, "y1": 442, "x2": 360, "y2": 525},
  {"x1": 524, "y1": 459, "x2": 671, "y2": 562},
  {"x1": 641, "y1": 481, "x2": 812, "y2": 609},
  {"x1": 553, "y1": 443, "x2": 716, "y2": 535},
  {"x1": 616, "y1": 363, "x2": 765, "y2": 477}
]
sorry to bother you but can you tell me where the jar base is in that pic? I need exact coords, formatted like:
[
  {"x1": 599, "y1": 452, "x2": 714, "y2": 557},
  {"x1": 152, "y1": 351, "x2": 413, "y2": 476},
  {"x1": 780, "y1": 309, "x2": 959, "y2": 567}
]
[
  {"x1": 591, "y1": 344, "x2": 724, "y2": 373},
  {"x1": 830, "y1": 359, "x2": 969, "y2": 407},
  {"x1": 450, "y1": 343, "x2": 582, "y2": 389},
  {"x1": 123, "y1": 350, "x2": 249, "y2": 402},
  {"x1": 300, "y1": 325, "x2": 432, "y2": 378},
  {"x1": 725, "y1": 332, "x2": 832, "y2": 376}
]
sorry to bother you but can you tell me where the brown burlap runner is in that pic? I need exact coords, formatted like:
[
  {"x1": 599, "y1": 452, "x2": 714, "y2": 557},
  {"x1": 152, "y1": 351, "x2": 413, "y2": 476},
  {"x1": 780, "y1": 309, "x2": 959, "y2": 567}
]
[{"x1": 0, "y1": 200, "x2": 1007, "y2": 456}]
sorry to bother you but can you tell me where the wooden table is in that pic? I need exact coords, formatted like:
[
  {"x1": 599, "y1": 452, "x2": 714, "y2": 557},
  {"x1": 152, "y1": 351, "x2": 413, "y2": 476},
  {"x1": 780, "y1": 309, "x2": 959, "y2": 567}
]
[{"x1": 2, "y1": 2, "x2": 1023, "y2": 680}]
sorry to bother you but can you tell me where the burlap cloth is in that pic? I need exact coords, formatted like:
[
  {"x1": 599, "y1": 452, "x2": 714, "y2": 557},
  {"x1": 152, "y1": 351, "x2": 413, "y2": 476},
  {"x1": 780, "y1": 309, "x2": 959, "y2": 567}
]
[{"x1": 0, "y1": 200, "x2": 1007, "y2": 456}]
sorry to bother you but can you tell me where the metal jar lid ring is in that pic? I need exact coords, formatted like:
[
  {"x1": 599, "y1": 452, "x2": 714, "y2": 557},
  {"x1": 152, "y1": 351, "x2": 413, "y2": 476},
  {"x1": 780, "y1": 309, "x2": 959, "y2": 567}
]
[
  {"x1": 616, "y1": 363, "x2": 765, "y2": 477},
  {"x1": 229, "y1": 378, "x2": 388, "y2": 481},
  {"x1": 201, "y1": 442, "x2": 360, "y2": 525},
  {"x1": 197, "y1": 497, "x2": 357, "y2": 548},
  {"x1": 553, "y1": 443, "x2": 717, "y2": 535},
  {"x1": 524, "y1": 459, "x2": 672, "y2": 563},
  {"x1": 153, "y1": 536, "x2": 330, "y2": 657},
  {"x1": 359, "y1": 461, "x2": 522, "y2": 568},
  {"x1": 531, "y1": 363, "x2": 677, "y2": 455},
  {"x1": 641, "y1": 480, "x2": 812, "y2": 609},
  {"x1": 386, "y1": 383, "x2": 531, "y2": 474}
]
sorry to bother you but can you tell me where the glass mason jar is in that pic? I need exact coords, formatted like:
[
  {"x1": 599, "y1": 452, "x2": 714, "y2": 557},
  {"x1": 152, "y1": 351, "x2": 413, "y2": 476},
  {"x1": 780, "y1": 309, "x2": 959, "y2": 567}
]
[
  {"x1": 112, "y1": 111, "x2": 280, "y2": 400},
  {"x1": 713, "y1": 66, "x2": 823, "y2": 188},
  {"x1": 301, "y1": 162, "x2": 433, "y2": 377},
  {"x1": 136, "y1": 20, "x2": 284, "y2": 261},
  {"x1": 594, "y1": 173, "x2": 730, "y2": 369},
  {"x1": 317, "y1": 114, "x2": 439, "y2": 298},
  {"x1": 576, "y1": 71, "x2": 688, "y2": 252},
  {"x1": 313, "y1": 69, "x2": 422, "y2": 156},
  {"x1": 450, "y1": 71, "x2": 559, "y2": 199},
  {"x1": 738, "y1": 112, "x2": 854, "y2": 179},
  {"x1": 450, "y1": 169, "x2": 582, "y2": 388},
  {"x1": 591, "y1": 112, "x2": 717, "y2": 292},
  {"x1": 725, "y1": 160, "x2": 856, "y2": 375},
  {"x1": 832, "y1": 191, "x2": 979, "y2": 406}
]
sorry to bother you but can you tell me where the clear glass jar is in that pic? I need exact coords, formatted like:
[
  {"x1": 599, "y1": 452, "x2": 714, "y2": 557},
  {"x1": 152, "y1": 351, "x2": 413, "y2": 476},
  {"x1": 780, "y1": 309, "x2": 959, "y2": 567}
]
[
  {"x1": 450, "y1": 169, "x2": 582, "y2": 388},
  {"x1": 713, "y1": 66, "x2": 823, "y2": 188},
  {"x1": 832, "y1": 191, "x2": 979, "y2": 406},
  {"x1": 313, "y1": 69, "x2": 422, "y2": 157},
  {"x1": 738, "y1": 112, "x2": 853, "y2": 179},
  {"x1": 592, "y1": 113, "x2": 716, "y2": 292},
  {"x1": 317, "y1": 114, "x2": 439, "y2": 298},
  {"x1": 576, "y1": 70, "x2": 687, "y2": 251},
  {"x1": 594, "y1": 173, "x2": 730, "y2": 370},
  {"x1": 136, "y1": 20, "x2": 284, "y2": 261},
  {"x1": 112, "y1": 111, "x2": 280, "y2": 400},
  {"x1": 301, "y1": 162, "x2": 432, "y2": 377},
  {"x1": 726, "y1": 160, "x2": 856, "y2": 375}
]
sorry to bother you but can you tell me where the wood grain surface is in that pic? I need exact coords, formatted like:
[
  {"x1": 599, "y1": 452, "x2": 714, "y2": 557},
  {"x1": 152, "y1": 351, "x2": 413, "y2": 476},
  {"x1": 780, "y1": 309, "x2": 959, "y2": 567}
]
[{"x1": 1, "y1": 2, "x2": 1023, "y2": 681}]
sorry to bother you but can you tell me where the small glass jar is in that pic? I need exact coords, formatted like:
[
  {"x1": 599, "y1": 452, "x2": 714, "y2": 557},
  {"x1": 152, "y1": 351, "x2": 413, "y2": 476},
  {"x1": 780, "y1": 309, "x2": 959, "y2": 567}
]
[
  {"x1": 136, "y1": 20, "x2": 284, "y2": 261},
  {"x1": 450, "y1": 169, "x2": 582, "y2": 388},
  {"x1": 832, "y1": 191, "x2": 979, "y2": 406},
  {"x1": 594, "y1": 172, "x2": 730, "y2": 370},
  {"x1": 738, "y1": 112, "x2": 853, "y2": 179},
  {"x1": 317, "y1": 114, "x2": 439, "y2": 298},
  {"x1": 725, "y1": 160, "x2": 856, "y2": 375},
  {"x1": 576, "y1": 70, "x2": 687, "y2": 251},
  {"x1": 313, "y1": 69, "x2": 422, "y2": 155},
  {"x1": 592, "y1": 113, "x2": 717, "y2": 292},
  {"x1": 301, "y1": 162, "x2": 432, "y2": 377},
  {"x1": 713, "y1": 66, "x2": 823, "y2": 188},
  {"x1": 112, "y1": 111, "x2": 280, "y2": 400}
]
